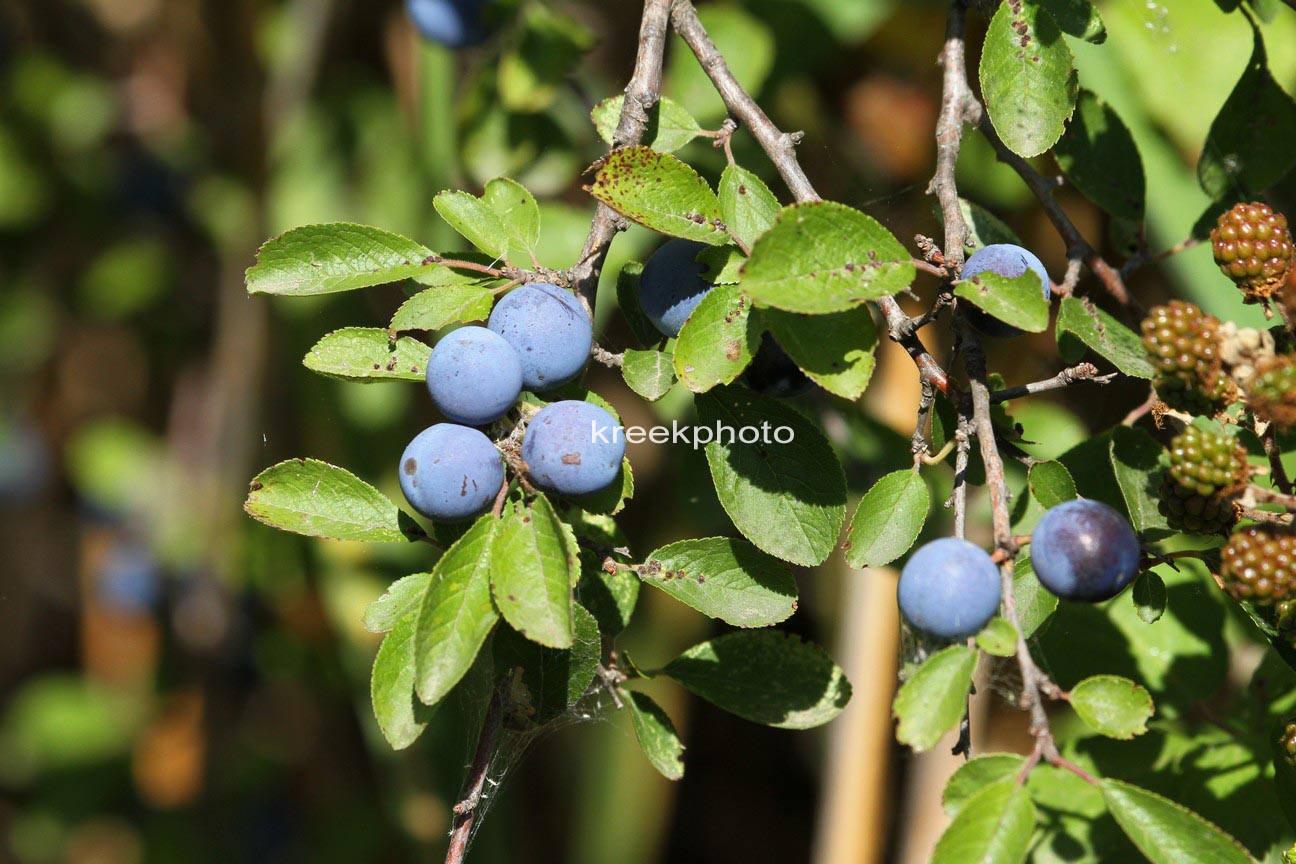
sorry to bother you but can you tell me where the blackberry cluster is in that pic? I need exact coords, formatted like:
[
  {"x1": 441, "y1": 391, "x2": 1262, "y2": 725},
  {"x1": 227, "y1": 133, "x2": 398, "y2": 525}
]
[
  {"x1": 1281, "y1": 718, "x2": 1296, "y2": 769},
  {"x1": 1211, "y1": 202, "x2": 1294, "y2": 303},
  {"x1": 1158, "y1": 480, "x2": 1237, "y2": 535},
  {"x1": 1165, "y1": 427, "x2": 1249, "y2": 497},
  {"x1": 1140, "y1": 301, "x2": 1233, "y2": 414},
  {"x1": 1248, "y1": 355, "x2": 1296, "y2": 431},
  {"x1": 1219, "y1": 526, "x2": 1296, "y2": 604}
]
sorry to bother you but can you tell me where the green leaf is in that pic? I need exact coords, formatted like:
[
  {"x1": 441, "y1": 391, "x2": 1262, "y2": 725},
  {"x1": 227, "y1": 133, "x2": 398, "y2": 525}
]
[
  {"x1": 953, "y1": 269, "x2": 1049, "y2": 334},
  {"x1": 1037, "y1": 0, "x2": 1106, "y2": 43},
  {"x1": 893, "y1": 645, "x2": 977, "y2": 752},
  {"x1": 302, "y1": 328, "x2": 429, "y2": 382},
  {"x1": 697, "y1": 244, "x2": 745, "y2": 285},
  {"x1": 957, "y1": 199, "x2": 1022, "y2": 252},
  {"x1": 1109, "y1": 426, "x2": 1170, "y2": 536},
  {"x1": 371, "y1": 611, "x2": 434, "y2": 750},
  {"x1": 245, "y1": 459, "x2": 416, "y2": 543},
  {"x1": 1055, "y1": 90, "x2": 1143, "y2": 221},
  {"x1": 616, "y1": 261, "x2": 661, "y2": 348},
  {"x1": 498, "y1": 4, "x2": 596, "y2": 113},
  {"x1": 673, "y1": 285, "x2": 760, "y2": 393},
  {"x1": 587, "y1": 146, "x2": 728, "y2": 245},
  {"x1": 932, "y1": 779, "x2": 1036, "y2": 864},
  {"x1": 979, "y1": 0, "x2": 1079, "y2": 158},
  {"x1": 414, "y1": 515, "x2": 500, "y2": 707},
  {"x1": 1055, "y1": 296, "x2": 1154, "y2": 379},
  {"x1": 622, "y1": 348, "x2": 676, "y2": 401},
  {"x1": 391, "y1": 284, "x2": 495, "y2": 333},
  {"x1": 1099, "y1": 779, "x2": 1259, "y2": 864},
  {"x1": 1028, "y1": 461, "x2": 1078, "y2": 509},
  {"x1": 977, "y1": 617, "x2": 1019, "y2": 657},
  {"x1": 433, "y1": 190, "x2": 510, "y2": 260},
  {"x1": 246, "y1": 223, "x2": 436, "y2": 296},
  {"x1": 718, "y1": 165, "x2": 781, "y2": 250},
  {"x1": 640, "y1": 537, "x2": 798, "y2": 628},
  {"x1": 364, "y1": 573, "x2": 433, "y2": 634},
  {"x1": 626, "y1": 691, "x2": 686, "y2": 780},
  {"x1": 482, "y1": 177, "x2": 541, "y2": 262},
  {"x1": 591, "y1": 95, "x2": 703, "y2": 154},
  {"x1": 1070, "y1": 675, "x2": 1154, "y2": 739},
  {"x1": 1197, "y1": 22, "x2": 1296, "y2": 200},
  {"x1": 575, "y1": 458, "x2": 635, "y2": 517},
  {"x1": 1013, "y1": 557, "x2": 1058, "y2": 638},
  {"x1": 943, "y1": 754, "x2": 1028, "y2": 817},
  {"x1": 761, "y1": 307, "x2": 878, "y2": 400},
  {"x1": 740, "y1": 201, "x2": 915, "y2": 314},
  {"x1": 662, "y1": 631, "x2": 851, "y2": 729},
  {"x1": 1132, "y1": 570, "x2": 1166, "y2": 625},
  {"x1": 844, "y1": 469, "x2": 930, "y2": 569},
  {"x1": 569, "y1": 510, "x2": 639, "y2": 634},
  {"x1": 697, "y1": 386, "x2": 848, "y2": 566},
  {"x1": 492, "y1": 603, "x2": 600, "y2": 724},
  {"x1": 491, "y1": 495, "x2": 576, "y2": 649}
]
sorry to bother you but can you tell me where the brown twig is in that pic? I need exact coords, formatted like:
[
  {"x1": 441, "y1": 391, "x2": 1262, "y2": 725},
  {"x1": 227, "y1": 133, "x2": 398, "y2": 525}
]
[
  {"x1": 928, "y1": 0, "x2": 976, "y2": 271},
  {"x1": 1263, "y1": 427, "x2": 1294, "y2": 496},
  {"x1": 989, "y1": 363, "x2": 1118, "y2": 403},
  {"x1": 445, "y1": 684, "x2": 506, "y2": 864}
]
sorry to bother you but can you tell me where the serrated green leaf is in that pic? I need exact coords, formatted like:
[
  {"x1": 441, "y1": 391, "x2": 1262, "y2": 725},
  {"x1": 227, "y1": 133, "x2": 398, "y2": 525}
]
[
  {"x1": 245, "y1": 458, "x2": 416, "y2": 543},
  {"x1": 1013, "y1": 557, "x2": 1058, "y2": 638},
  {"x1": 1197, "y1": 22, "x2": 1296, "y2": 200},
  {"x1": 719, "y1": 165, "x2": 780, "y2": 250},
  {"x1": 364, "y1": 573, "x2": 433, "y2": 634},
  {"x1": 371, "y1": 611, "x2": 436, "y2": 750},
  {"x1": 1029, "y1": 461, "x2": 1078, "y2": 509},
  {"x1": 697, "y1": 386, "x2": 847, "y2": 566},
  {"x1": 1109, "y1": 426, "x2": 1170, "y2": 536},
  {"x1": 740, "y1": 201, "x2": 915, "y2": 314},
  {"x1": 302, "y1": 328, "x2": 429, "y2": 382},
  {"x1": 979, "y1": 0, "x2": 1079, "y2": 158},
  {"x1": 1055, "y1": 90, "x2": 1143, "y2": 220},
  {"x1": 414, "y1": 515, "x2": 500, "y2": 707},
  {"x1": 622, "y1": 348, "x2": 676, "y2": 401},
  {"x1": 433, "y1": 190, "x2": 510, "y2": 260},
  {"x1": 1055, "y1": 296, "x2": 1154, "y2": 379},
  {"x1": 761, "y1": 306, "x2": 878, "y2": 400},
  {"x1": 482, "y1": 177, "x2": 541, "y2": 261},
  {"x1": 943, "y1": 755, "x2": 1028, "y2": 817},
  {"x1": 493, "y1": 603, "x2": 600, "y2": 724},
  {"x1": 697, "y1": 244, "x2": 745, "y2": 285},
  {"x1": 977, "y1": 617, "x2": 1019, "y2": 657},
  {"x1": 954, "y1": 269, "x2": 1049, "y2": 333},
  {"x1": 845, "y1": 469, "x2": 929, "y2": 569},
  {"x1": 390, "y1": 285, "x2": 495, "y2": 333},
  {"x1": 626, "y1": 691, "x2": 685, "y2": 780},
  {"x1": 673, "y1": 285, "x2": 759, "y2": 393},
  {"x1": 246, "y1": 223, "x2": 436, "y2": 296},
  {"x1": 1100, "y1": 779, "x2": 1258, "y2": 864},
  {"x1": 1070, "y1": 675, "x2": 1154, "y2": 739},
  {"x1": 570, "y1": 511, "x2": 640, "y2": 635},
  {"x1": 587, "y1": 146, "x2": 728, "y2": 245},
  {"x1": 491, "y1": 494, "x2": 575, "y2": 649},
  {"x1": 591, "y1": 95, "x2": 703, "y2": 153},
  {"x1": 641, "y1": 537, "x2": 798, "y2": 628},
  {"x1": 663, "y1": 630, "x2": 851, "y2": 729},
  {"x1": 1132, "y1": 570, "x2": 1166, "y2": 625},
  {"x1": 575, "y1": 457, "x2": 634, "y2": 517},
  {"x1": 1037, "y1": 0, "x2": 1105, "y2": 43},
  {"x1": 932, "y1": 779, "x2": 1036, "y2": 864},
  {"x1": 893, "y1": 645, "x2": 977, "y2": 752}
]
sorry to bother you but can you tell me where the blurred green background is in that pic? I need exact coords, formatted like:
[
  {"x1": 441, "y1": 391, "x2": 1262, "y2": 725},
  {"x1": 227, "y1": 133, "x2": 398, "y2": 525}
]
[{"x1": 2, "y1": 1, "x2": 1295, "y2": 862}]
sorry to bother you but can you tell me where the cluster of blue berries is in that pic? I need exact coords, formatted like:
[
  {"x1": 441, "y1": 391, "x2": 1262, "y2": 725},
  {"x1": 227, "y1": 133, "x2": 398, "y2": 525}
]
[
  {"x1": 898, "y1": 500, "x2": 1141, "y2": 641},
  {"x1": 641, "y1": 239, "x2": 811, "y2": 397},
  {"x1": 399, "y1": 283, "x2": 625, "y2": 522}
]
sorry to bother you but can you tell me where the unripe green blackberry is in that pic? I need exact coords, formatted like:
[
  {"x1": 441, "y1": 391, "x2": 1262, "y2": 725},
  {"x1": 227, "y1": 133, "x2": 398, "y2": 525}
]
[
  {"x1": 1220, "y1": 526, "x2": 1296, "y2": 604},
  {"x1": 1166, "y1": 427, "x2": 1249, "y2": 497},
  {"x1": 1248, "y1": 355, "x2": 1296, "y2": 431},
  {"x1": 1140, "y1": 301, "x2": 1233, "y2": 414},
  {"x1": 1280, "y1": 719, "x2": 1296, "y2": 769},
  {"x1": 1158, "y1": 477, "x2": 1238, "y2": 535},
  {"x1": 1211, "y1": 202, "x2": 1294, "y2": 303}
]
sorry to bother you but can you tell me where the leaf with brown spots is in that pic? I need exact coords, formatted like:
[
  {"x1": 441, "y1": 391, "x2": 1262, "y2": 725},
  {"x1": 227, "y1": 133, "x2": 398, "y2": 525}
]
[
  {"x1": 587, "y1": 146, "x2": 729, "y2": 245},
  {"x1": 302, "y1": 327, "x2": 430, "y2": 382},
  {"x1": 673, "y1": 285, "x2": 760, "y2": 393}
]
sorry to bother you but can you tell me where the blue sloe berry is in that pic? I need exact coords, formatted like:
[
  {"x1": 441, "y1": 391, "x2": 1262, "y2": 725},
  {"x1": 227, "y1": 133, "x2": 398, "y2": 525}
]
[
  {"x1": 1031, "y1": 499, "x2": 1141, "y2": 602},
  {"x1": 399, "y1": 423, "x2": 504, "y2": 521},
  {"x1": 425, "y1": 325, "x2": 523, "y2": 427},
  {"x1": 406, "y1": 0, "x2": 488, "y2": 49},
  {"x1": 488, "y1": 282, "x2": 592, "y2": 391},
  {"x1": 522, "y1": 400, "x2": 625, "y2": 496},
  {"x1": 898, "y1": 537, "x2": 1002, "y2": 640},
  {"x1": 638, "y1": 238, "x2": 715, "y2": 337},
  {"x1": 960, "y1": 243, "x2": 1051, "y2": 338}
]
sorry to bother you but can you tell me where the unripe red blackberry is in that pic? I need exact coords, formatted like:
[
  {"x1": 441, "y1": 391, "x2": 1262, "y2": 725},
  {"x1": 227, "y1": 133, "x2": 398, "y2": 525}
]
[
  {"x1": 1166, "y1": 427, "x2": 1249, "y2": 497},
  {"x1": 1158, "y1": 477, "x2": 1238, "y2": 535},
  {"x1": 1248, "y1": 355, "x2": 1296, "y2": 431},
  {"x1": 1140, "y1": 301, "x2": 1233, "y2": 414},
  {"x1": 1220, "y1": 526, "x2": 1296, "y2": 604},
  {"x1": 1211, "y1": 202, "x2": 1294, "y2": 303}
]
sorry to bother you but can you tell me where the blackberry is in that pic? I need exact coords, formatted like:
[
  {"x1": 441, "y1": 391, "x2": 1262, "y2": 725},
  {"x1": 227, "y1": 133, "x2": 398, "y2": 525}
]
[
  {"x1": 1211, "y1": 202, "x2": 1294, "y2": 303},
  {"x1": 1248, "y1": 355, "x2": 1296, "y2": 431},
  {"x1": 1219, "y1": 525, "x2": 1296, "y2": 605},
  {"x1": 1158, "y1": 477, "x2": 1238, "y2": 535},
  {"x1": 1140, "y1": 301, "x2": 1233, "y2": 414},
  {"x1": 1281, "y1": 719, "x2": 1296, "y2": 769},
  {"x1": 1166, "y1": 427, "x2": 1249, "y2": 497}
]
